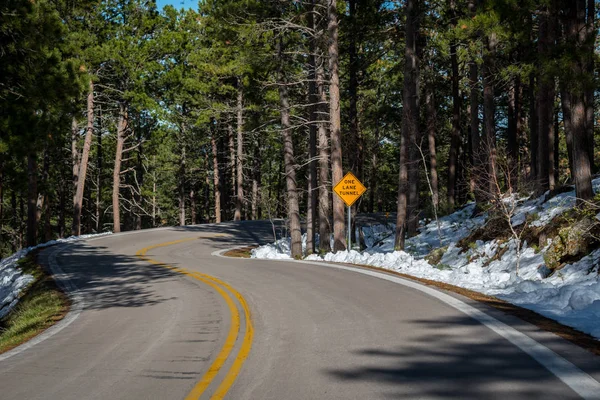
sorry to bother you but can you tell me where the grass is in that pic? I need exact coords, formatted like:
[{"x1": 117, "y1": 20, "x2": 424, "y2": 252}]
[
  {"x1": 222, "y1": 246, "x2": 257, "y2": 258},
  {"x1": 0, "y1": 251, "x2": 69, "y2": 354}
]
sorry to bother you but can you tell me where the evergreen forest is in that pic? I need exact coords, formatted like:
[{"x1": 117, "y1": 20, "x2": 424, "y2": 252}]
[{"x1": 0, "y1": 0, "x2": 597, "y2": 259}]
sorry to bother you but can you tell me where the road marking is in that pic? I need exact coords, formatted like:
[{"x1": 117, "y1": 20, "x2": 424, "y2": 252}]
[
  {"x1": 136, "y1": 239, "x2": 252, "y2": 400},
  {"x1": 191, "y1": 272, "x2": 253, "y2": 399}
]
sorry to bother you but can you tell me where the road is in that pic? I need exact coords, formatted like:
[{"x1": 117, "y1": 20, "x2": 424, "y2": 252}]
[{"x1": 0, "y1": 221, "x2": 599, "y2": 399}]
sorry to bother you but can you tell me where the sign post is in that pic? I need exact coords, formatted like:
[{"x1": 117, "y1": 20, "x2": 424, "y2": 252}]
[
  {"x1": 333, "y1": 172, "x2": 367, "y2": 250},
  {"x1": 348, "y1": 205, "x2": 351, "y2": 249}
]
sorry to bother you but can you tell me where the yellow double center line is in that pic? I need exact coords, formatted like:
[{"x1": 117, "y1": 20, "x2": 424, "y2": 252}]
[{"x1": 136, "y1": 238, "x2": 253, "y2": 400}]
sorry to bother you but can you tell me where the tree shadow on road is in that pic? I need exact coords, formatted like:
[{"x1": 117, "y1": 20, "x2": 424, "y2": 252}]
[
  {"x1": 49, "y1": 242, "x2": 185, "y2": 311},
  {"x1": 177, "y1": 220, "x2": 286, "y2": 249},
  {"x1": 324, "y1": 315, "x2": 594, "y2": 399}
]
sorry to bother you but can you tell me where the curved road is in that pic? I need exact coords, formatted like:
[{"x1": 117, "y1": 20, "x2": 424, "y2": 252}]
[{"x1": 0, "y1": 221, "x2": 599, "y2": 399}]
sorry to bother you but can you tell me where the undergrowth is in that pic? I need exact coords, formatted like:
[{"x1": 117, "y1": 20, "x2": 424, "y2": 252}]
[{"x1": 0, "y1": 252, "x2": 69, "y2": 354}]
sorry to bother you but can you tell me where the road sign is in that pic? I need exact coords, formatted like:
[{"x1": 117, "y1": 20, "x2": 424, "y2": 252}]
[{"x1": 333, "y1": 172, "x2": 367, "y2": 208}]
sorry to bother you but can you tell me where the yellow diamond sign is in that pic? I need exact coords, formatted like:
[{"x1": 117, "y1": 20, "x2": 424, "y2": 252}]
[{"x1": 333, "y1": 172, "x2": 367, "y2": 207}]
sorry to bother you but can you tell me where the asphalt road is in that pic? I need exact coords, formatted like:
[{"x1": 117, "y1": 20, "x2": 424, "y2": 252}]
[{"x1": 0, "y1": 221, "x2": 599, "y2": 399}]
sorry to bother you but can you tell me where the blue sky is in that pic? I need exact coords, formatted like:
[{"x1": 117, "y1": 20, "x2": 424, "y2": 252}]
[{"x1": 156, "y1": 0, "x2": 197, "y2": 10}]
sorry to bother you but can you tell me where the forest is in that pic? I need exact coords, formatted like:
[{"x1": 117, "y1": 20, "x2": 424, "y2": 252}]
[{"x1": 0, "y1": 0, "x2": 597, "y2": 260}]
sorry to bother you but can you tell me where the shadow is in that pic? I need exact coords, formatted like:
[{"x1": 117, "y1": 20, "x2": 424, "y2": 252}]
[
  {"x1": 177, "y1": 216, "x2": 396, "y2": 248},
  {"x1": 178, "y1": 220, "x2": 287, "y2": 249},
  {"x1": 44, "y1": 221, "x2": 284, "y2": 311},
  {"x1": 49, "y1": 242, "x2": 184, "y2": 311},
  {"x1": 324, "y1": 315, "x2": 591, "y2": 399}
]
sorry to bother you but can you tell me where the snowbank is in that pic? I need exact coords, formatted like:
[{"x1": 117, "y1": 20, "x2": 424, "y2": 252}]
[
  {"x1": 0, "y1": 232, "x2": 112, "y2": 319},
  {"x1": 251, "y1": 190, "x2": 600, "y2": 340}
]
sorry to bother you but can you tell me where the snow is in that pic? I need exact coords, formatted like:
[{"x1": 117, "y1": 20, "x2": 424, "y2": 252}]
[
  {"x1": 252, "y1": 188, "x2": 600, "y2": 340},
  {"x1": 0, "y1": 232, "x2": 112, "y2": 319}
]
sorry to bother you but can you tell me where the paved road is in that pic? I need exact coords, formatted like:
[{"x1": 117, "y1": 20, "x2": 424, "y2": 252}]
[{"x1": 0, "y1": 221, "x2": 599, "y2": 399}]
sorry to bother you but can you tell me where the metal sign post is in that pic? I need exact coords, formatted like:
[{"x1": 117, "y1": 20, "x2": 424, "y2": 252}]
[{"x1": 347, "y1": 205, "x2": 351, "y2": 250}]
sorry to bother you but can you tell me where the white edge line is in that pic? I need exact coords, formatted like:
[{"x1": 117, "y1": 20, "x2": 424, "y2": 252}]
[
  {"x1": 0, "y1": 245, "x2": 85, "y2": 362},
  {"x1": 214, "y1": 247, "x2": 600, "y2": 400}
]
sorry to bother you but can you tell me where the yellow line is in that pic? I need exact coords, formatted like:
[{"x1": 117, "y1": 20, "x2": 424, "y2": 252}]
[
  {"x1": 192, "y1": 272, "x2": 254, "y2": 399},
  {"x1": 135, "y1": 238, "x2": 253, "y2": 400}
]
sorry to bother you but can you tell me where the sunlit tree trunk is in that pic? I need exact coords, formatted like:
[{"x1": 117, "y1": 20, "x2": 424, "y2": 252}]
[
  {"x1": 112, "y1": 103, "x2": 127, "y2": 233},
  {"x1": 234, "y1": 80, "x2": 244, "y2": 221},
  {"x1": 278, "y1": 37, "x2": 302, "y2": 259},
  {"x1": 211, "y1": 121, "x2": 222, "y2": 223},
  {"x1": 328, "y1": 0, "x2": 345, "y2": 252},
  {"x1": 73, "y1": 80, "x2": 95, "y2": 236},
  {"x1": 317, "y1": 52, "x2": 331, "y2": 254},
  {"x1": 307, "y1": 1, "x2": 318, "y2": 255},
  {"x1": 426, "y1": 86, "x2": 439, "y2": 210},
  {"x1": 395, "y1": 0, "x2": 418, "y2": 250}
]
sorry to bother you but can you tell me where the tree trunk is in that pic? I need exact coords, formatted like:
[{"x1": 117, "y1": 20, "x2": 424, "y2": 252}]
[
  {"x1": 483, "y1": 32, "x2": 497, "y2": 198},
  {"x1": 228, "y1": 121, "x2": 235, "y2": 210},
  {"x1": 370, "y1": 123, "x2": 380, "y2": 212},
  {"x1": 426, "y1": 86, "x2": 439, "y2": 210},
  {"x1": 307, "y1": 1, "x2": 318, "y2": 254},
  {"x1": 112, "y1": 103, "x2": 127, "y2": 233},
  {"x1": 276, "y1": 156, "x2": 284, "y2": 217},
  {"x1": 211, "y1": 122, "x2": 222, "y2": 223},
  {"x1": 348, "y1": 0, "x2": 364, "y2": 228},
  {"x1": 96, "y1": 112, "x2": 102, "y2": 232},
  {"x1": 448, "y1": 21, "x2": 460, "y2": 209},
  {"x1": 36, "y1": 148, "x2": 49, "y2": 233},
  {"x1": 278, "y1": 37, "x2": 302, "y2": 259},
  {"x1": 251, "y1": 141, "x2": 261, "y2": 220},
  {"x1": 43, "y1": 192, "x2": 52, "y2": 242},
  {"x1": 516, "y1": 79, "x2": 525, "y2": 184},
  {"x1": 328, "y1": 0, "x2": 345, "y2": 252},
  {"x1": 179, "y1": 142, "x2": 186, "y2": 226},
  {"x1": 73, "y1": 80, "x2": 94, "y2": 236},
  {"x1": 134, "y1": 128, "x2": 144, "y2": 231},
  {"x1": 507, "y1": 76, "x2": 519, "y2": 188},
  {"x1": 234, "y1": 80, "x2": 244, "y2": 221},
  {"x1": 204, "y1": 152, "x2": 211, "y2": 223},
  {"x1": 561, "y1": 84, "x2": 574, "y2": 177},
  {"x1": 395, "y1": 0, "x2": 418, "y2": 250},
  {"x1": 190, "y1": 188, "x2": 196, "y2": 224},
  {"x1": 348, "y1": 0, "x2": 361, "y2": 179},
  {"x1": 585, "y1": 0, "x2": 595, "y2": 172},
  {"x1": 468, "y1": 0, "x2": 483, "y2": 203},
  {"x1": 59, "y1": 169, "x2": 66, "y2": 238},
  {"x1": 567, "y1": 0, "x2": 593, "y2": 203},
  {"x1": 529, "y1": 76, "x2": 538, "y2": 181},
  {"x1": 317, "y1": 51, "x2": 331, "y2": 254},
  {"x1": 27, "y1": 153, "x2": 38, "y2": 247},
  {"x1": 537, "y1": 5, "x2": 556, "y2": 193},
  {"x1": 395, "y1": 130, "x2": 408, "y2": 251},
  {"x1": 72, "y1": 117, "x2": 80, "y2": 216},
  {"x1": 572, "y1": 95, "x2": 593, "y2": 202}
]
